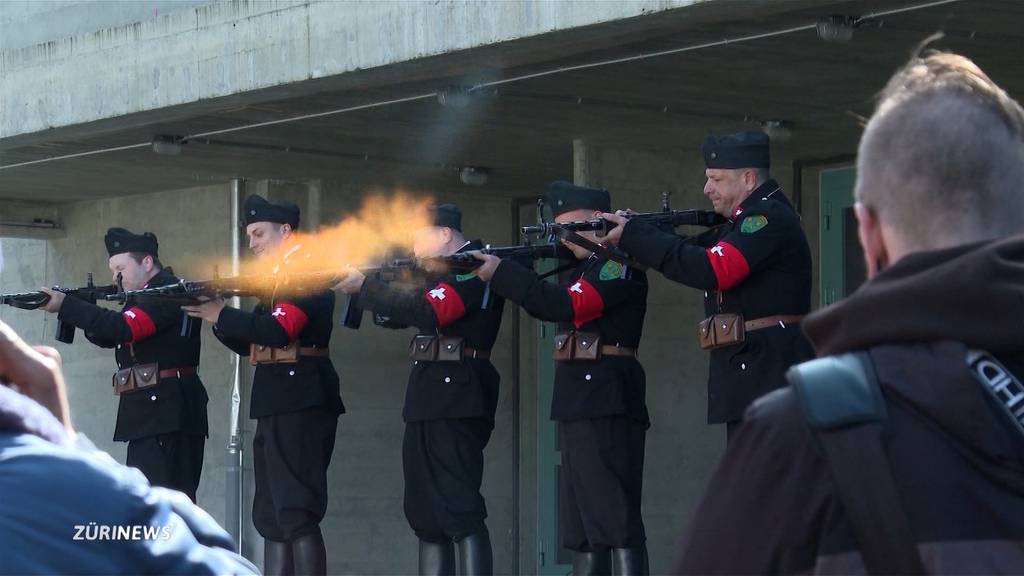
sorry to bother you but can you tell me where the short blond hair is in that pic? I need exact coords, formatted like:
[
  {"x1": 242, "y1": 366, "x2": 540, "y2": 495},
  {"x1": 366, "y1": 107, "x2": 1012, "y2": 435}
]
[{"x1": 856, "y1": 51, "x2": 1024, "y2": 250}]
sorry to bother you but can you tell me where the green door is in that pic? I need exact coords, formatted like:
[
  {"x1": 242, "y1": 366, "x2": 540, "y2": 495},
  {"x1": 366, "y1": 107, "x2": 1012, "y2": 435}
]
[{"x1": 819, "y1": 166, "x2": 867, "y2": 304}]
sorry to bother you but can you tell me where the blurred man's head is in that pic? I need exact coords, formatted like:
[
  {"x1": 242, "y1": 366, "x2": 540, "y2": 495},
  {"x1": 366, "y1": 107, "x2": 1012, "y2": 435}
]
[
  {"x1": 701, "y1": 131, "x2": 771, "y2": 218},
  {"x1": 855, "y1": 50, "x2": 1024, "y2": 277},
  {"x1": 546, "y1": 181, "x2": 612, "y2": 261},
  {"x1": 104, "y1": 228, "x2": 161, "y2": 290},
  {"x1": 413, "y1": 204, "x2": 465, "y2": 258},
  {"x1": 243, "y1": 195, "x2": 300, "y2": 260}
]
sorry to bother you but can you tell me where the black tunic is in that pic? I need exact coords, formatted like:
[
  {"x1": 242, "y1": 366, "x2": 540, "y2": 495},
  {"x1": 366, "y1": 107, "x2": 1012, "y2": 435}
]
[
  {"x1": 57, "y1": 267, "x2": 208, "y2": 441},
  {"x1": 489, "y1": 254, "x2": 649, "y2": 423},
  {"x1": 619, "y1": 179, "x2": 812, "y2": 423},
  {"x1": 214, "y1": 289, "x2": 343, "y2": 419},
  {"x1": 356, "y1": 239, "x2": 504, "y2": 423}
]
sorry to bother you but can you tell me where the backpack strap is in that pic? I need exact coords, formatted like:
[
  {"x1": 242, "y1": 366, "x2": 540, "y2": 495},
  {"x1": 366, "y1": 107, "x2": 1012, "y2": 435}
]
[{"x1": 787, "y1": 352, "x2": 926, "y2": 575}]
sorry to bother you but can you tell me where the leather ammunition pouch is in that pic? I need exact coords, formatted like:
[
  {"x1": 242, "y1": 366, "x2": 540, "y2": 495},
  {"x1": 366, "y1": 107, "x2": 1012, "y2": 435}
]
[
  {"x1": 250, "y1": 343, "x2": 299, "y2": 365},
  {"x1": 553, "y1": 332, "x2": 602, "y2": 361},
  {"x1": 698, "y1": 313, "x2": 745, "y2": 350},
  {"x1": 410, "y1": 335, "x2": 468, "y2": 362},
  {"x1": 112, "y1": 363, "x2": 159, "y2": 396}
]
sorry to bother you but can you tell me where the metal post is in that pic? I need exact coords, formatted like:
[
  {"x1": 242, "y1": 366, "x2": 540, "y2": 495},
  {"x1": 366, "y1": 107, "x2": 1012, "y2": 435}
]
[{"x1": 226, "y1": 178, "x2": 245, "y2": 550}]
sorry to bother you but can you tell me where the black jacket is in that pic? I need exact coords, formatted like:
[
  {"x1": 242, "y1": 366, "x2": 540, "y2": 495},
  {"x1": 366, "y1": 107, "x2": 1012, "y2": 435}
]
[
  {"x1": 212, "y1": 250, "x2": 343, "y2": 420},
  {"x1": 673, "y1": 236, "x2": 1024, "y2": 574},
  {"x1": 358, "y1": 240, "x2": 504, "y2": 422},
  {"x1": 619, "y1": 179, "x2": 813, "y2": 423},
  {"x1": 57, "y1": 268, "x2": 208, "y2": 441},
  {"x1": 490, "y1": 253, "x2": 648, "y2": 423}
]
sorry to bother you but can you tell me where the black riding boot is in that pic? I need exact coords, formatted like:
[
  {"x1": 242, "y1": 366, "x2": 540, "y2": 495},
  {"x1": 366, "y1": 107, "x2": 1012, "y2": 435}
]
[
  {"x1": 419, "y1": 538, "x2": 456, "y2": 576},
  {"x1": 292, "y1": 528, "x2": 327, "y2": 576},
  {"x1": 611, "y1": 545, "x2": 649, "y2": 576},
  {"x1": 572, "y1": 548, "x2": 611, "y2": 576},
  {"x1": 456, "y1": 527, "x2": 493, "y2": 576},
  {"x1": 264, "y1": 539, "x2": 294, "y2": 576}
]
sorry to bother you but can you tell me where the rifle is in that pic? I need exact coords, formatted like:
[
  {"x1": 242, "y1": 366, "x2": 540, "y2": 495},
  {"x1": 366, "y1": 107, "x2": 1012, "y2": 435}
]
[
  {"x1": 520, "y1": 191, "x2": 725, "y2": 238},
  {"x1": 104, "y1": 270, "x2": 345, "y2": 306},
  {"x1": 391, "y1": 243, "x2": 562, "y2": 273},
  {"x1": 342, "y1": 243, "x2": 564, "y2": 329},
  {"x1": 0, "y1": 273, "x2": 120, "y2": 343}
]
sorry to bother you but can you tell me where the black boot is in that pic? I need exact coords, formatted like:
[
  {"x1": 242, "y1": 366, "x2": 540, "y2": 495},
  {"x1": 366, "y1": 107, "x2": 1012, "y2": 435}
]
[
  {"x1": 456, "y1": 528, "x2": 493, "y2": 576},
  {"x1": 264, "y1": 539, "x2": 294, "y2": 576},
  {"x1": 419, "y1": 538, "x2": 456, "y2": 576},
  {"x1": 611, "y1": 545, "x2": 649, "y2": 576},
  {"x1": 292, "y1": 528, "x2": 327, "y2": 576},
  {"x1": 572, "y1": 549, "x2": 611, "y2": 576}
]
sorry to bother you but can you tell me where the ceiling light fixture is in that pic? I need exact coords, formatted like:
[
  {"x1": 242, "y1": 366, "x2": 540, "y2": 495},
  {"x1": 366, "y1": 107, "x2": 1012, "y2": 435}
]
[
  {"x1": 816, "y1": 15, "x2": 857, "y2": 43},
  {"x1": 151, "y1": 135, "x2": 184, "y2": 156},
  {"x1": 762, "y1": 120, "x2": 794, "y2": 143},
  {"x1": 459, "y1": 166, "x2": 489, "y2": 186}
]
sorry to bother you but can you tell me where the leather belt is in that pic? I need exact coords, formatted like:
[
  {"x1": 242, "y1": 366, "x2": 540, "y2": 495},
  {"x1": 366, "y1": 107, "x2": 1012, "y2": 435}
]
[
  {"x1": 158, "y1": 366, "x2": 198, "y2": 379},
  {"x1": 299, "y1": 346, "x2": 330, "y2": 357},
  {"x1": 463, "y1": 347, "x2": 490, "y2": 359},
  {"x1": 744, "y1": 314, "x2": 805, "y2": 332},
  {"x1": 601, "y1": 345, "x2": 637, "y2": 357}
]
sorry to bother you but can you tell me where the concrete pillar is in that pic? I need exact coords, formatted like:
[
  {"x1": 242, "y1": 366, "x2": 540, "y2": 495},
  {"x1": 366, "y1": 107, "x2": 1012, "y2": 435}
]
[{"x1": 573, "y1": 139, "x2": 589, "y2": 186}]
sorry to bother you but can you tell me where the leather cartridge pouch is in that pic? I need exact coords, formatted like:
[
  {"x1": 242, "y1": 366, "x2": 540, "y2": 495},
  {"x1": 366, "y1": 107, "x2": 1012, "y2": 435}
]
[
  {"x1": 553, "y1": 333, "x2": 574, "y2": 361},
  {"x1": 698, "y1": 313, "x2": 745, "y2": 350},
  {"x1": 249, "y1": 343, "x2": 300, "y2": 365},
  {"x1": 410, "y1": 335, "x2": 439, "y2": 361},
  {"x1": 552, "y1": 332, "x2": 602, "y2": 361},
  {"x1": 112, "y1": 362, "x2": 160, "y2": 396},
  {"x1": 436, "y1": 336, "x2": 464, "y2": 362},
  {"x1": 574, "y1": 332, "x2": 602, "y2": 361}
]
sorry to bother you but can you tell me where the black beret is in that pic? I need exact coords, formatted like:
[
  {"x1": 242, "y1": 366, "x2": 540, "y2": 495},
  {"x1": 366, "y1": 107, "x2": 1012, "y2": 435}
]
[
  {"x1": 427, "y1": 203, "x2": 462, "y2": 232},
  {"x1": 105, "y1": 227, "x2": 158, "y2": 258},
  {"x1": 702, "y1": 130, "x2": 770, "y2": 169},
  {"x1": 243, "y1": 194, "x2": 300, "y2": 228},
  {"x1": 546, "y1": 180, "x2": 611, "y2": 218}
]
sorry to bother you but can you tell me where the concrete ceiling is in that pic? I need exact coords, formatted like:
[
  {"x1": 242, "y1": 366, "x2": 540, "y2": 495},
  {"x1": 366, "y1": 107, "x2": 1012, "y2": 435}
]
[{"x1": 1, "y1": 0, "x2": 1021, "y2": 202}]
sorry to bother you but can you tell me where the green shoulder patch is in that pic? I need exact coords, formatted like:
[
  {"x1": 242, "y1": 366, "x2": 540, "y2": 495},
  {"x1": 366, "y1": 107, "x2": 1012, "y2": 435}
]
[
  {"x1": 455, "y1": 272, "x2": 476, "y2": 282},
  {"x1": 740, "y1": 214, "x2": 768, "y2": 234},
  {"x1": 599, "y1": 260, "x2": 625, "y2": 281}
]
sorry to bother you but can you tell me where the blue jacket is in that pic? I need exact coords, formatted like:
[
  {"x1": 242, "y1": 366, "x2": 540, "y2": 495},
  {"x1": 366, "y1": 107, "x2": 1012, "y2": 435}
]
[{"x1": 0, "y1": 384, "x2": 256, "y2": 575}]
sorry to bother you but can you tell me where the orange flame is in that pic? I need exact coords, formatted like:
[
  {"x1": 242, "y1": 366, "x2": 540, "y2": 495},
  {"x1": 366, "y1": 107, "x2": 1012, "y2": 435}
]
[{"x1": 211, "y1": 192, "x2": 434, "y2": 279}]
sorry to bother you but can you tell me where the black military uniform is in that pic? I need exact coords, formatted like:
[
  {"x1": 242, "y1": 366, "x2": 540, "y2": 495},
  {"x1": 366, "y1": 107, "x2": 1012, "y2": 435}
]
[
  {"x1": 489, "y1": 183, "x2": 650, "y2": 576},
  {"x1": 212, "y1": 195, "x2": 343, "y2": 576},
  {"x1": 618, "y1": 131, "x2": 813, "y2": 436},
  {"x1": 355, "y1": 204, "x2": 503, "y2": 576},
  {"x1": 57, "y1": 228, "x2": 208, "y2": 501}
]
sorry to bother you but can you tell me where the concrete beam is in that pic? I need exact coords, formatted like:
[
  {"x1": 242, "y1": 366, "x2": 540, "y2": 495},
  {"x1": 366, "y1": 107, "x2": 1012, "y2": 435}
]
[{"x1": 1, "y1": 0, "x2": 700, "y2": 142}]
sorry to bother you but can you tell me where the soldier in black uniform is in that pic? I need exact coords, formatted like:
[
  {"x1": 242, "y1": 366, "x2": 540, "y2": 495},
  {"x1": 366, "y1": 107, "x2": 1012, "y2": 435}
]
[
  {"x1": 474, "y1": 182, "x2": 650, "y2": 576},
  {"x1": 603, "y1": 131, "x2": 813, "y2": 440},
  {"x1": 38, "y1": 228, "x2": 208, "y2": 501},
  {"x1": 334, "y1": 204, "x2": 503, "y2": 576},
  {"x1": 182, "y1": 195, "x2": 343, "y2": 576}
]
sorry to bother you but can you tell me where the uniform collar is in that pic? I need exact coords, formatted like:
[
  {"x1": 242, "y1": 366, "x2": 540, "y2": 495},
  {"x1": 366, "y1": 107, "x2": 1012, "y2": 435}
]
[{"x1": 731, "y1": 178, "x2": 781, "y2": 220}]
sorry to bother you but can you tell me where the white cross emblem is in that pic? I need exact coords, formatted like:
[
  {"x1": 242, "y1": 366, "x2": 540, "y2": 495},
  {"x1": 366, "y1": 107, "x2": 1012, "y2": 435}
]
[
  {"x1": 710, "y1": 245, "x2": 725, "y2": 257},
  {"x1": 570, "y1": 282, "x2": 584, "y2": 294},
  {"x1": 272, "y1": 307, "x2": 286, "y2": 317},
  {"x1": 124, "y1": 310, "x2": 136, "y2": 319},
  {"x1": 429, "y1": 287, "x2": 447, "y2": 300}
]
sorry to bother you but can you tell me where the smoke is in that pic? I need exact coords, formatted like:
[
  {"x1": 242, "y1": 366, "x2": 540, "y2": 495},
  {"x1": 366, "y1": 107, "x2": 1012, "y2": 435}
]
[{"x1": 221, "y1": 191, "x2": 434, "y2": 278}]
